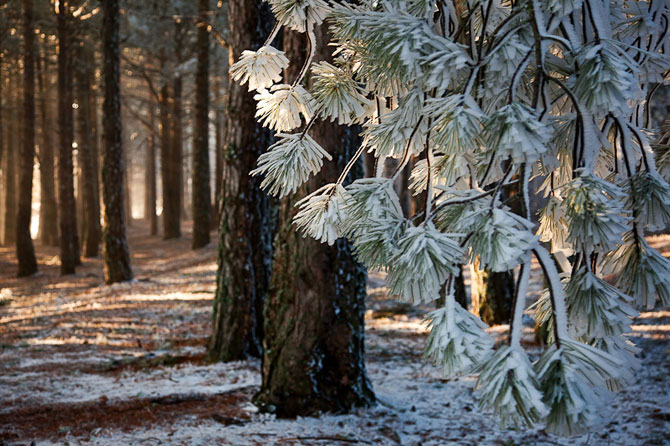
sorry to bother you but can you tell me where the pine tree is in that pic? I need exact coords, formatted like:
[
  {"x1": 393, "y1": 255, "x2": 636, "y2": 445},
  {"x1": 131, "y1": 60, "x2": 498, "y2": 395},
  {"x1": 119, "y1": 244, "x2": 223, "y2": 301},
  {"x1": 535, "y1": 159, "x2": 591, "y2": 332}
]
[
  {"x1": 16, "y1": 0, "x2": 38, "y2": 277},
  {"x1": 232, "y1": 0, "x2": 670, "y2": 436},
  {"x1": 254, "y1": 25, "x2": 374, "y2": 418},
  {"x1": 208, "y1": 0, "x2": 275, "y2": 362},
  {"x1": 57, "y1": 0, "x2": 79, "y2": 274},
  {"x1": 101, "y1": 0, "x2": 133, "y2": 284},
  {"x1": 191, "y1": 0, "x2": 212, "y2": 249}
]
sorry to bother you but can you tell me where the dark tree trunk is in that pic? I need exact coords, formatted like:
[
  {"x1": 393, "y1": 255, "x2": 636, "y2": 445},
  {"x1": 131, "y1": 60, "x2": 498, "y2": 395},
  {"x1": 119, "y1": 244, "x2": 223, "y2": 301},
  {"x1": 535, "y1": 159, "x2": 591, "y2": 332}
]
[
  {"x1": 171, "y1": 73, "x2": 183, "y2": 229},
  {"x1": 158, "y1": 80, "x2": 174, "y2": 238},
  {"x1": 255, "y1": 26, "x2": 375, "y2": 418},
  {"x1": 213, "y1": 57, "x2": 224, "y2": 230},
  {"x1": 101, "y1": 0, "x2": 132, "y2": 284},
  {"x1": 123, "y1": 142, "x2": 132, "y2": 226},
  {"x1": 37, "y1": 41, "x2": 59, "y2": 246},
  {"x1": 192, "y1": 0, "x2": 211, "y2": 249},
  {"x1": 145, "y1": 101, "x2": 157, "y2": 235},
  {"x1": 471, "y1": 263, "x2": 514, "y2": 325},
  {"x1": 208, "y1": 0, "x2": 274, "y2": 362},
  {"x1": 3, "y1": 71, "x2": 18, "y2": 247},
  {"x1": 58, "y1": 2, "x2": 80, "y2": 274},
  {"x1": 17, "y1": 0, "x2": 38, "y2": 277},
  {"x1": 75, "y1": 43, "x2": 101, "y2": 258}
]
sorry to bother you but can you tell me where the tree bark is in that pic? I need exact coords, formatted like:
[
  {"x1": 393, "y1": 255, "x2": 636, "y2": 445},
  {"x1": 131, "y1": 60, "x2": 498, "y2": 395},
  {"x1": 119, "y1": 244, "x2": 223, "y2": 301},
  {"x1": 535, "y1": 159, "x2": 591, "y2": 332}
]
[
  {"x1": 208, "y1": 0, "x2": 274, "y2": 362},
  {"x1": 75, "y1": 43, "x2": 101, "y2": 258},
  {"x1": 17, "y1": 0, "x2": 38, "y2": 277},
  {"x1": 158, "y1": 79, "x2": 173, "y2": 238},
  {"x1": 255, "y1": 26, "x2": 375, "y2": 418},
  {"x1": 145, "y1": 101, "x2": 157, "y2": 235},
  {"x1": 58, "y1": 2, "x2": 80, "y2": 274},
  {"x1": 3, "y1": 71, "x2": 18, "y2": 247},
  {"x1": 101, "y1": 0, "x2": 133, "y2": 284},
  {"x1": 471, "y1": 262, "x2": 515, "y2": 326},
  {"x1": 37, "y1": 40, "x2": 59, "y2": 246},
  {"x1": 191, "y1": 0, "x2": 211, "y2": 249}
]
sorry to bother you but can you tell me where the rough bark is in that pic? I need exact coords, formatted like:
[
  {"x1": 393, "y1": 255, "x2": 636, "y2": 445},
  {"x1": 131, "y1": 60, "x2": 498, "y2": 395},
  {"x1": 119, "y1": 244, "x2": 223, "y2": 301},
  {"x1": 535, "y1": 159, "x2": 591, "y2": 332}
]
[
  {"x1": 145, "y1": 101, "x2": 157, "y2": 235},
  {"x1": 255, "y1": 26, "x2": 375, "y2": 418},
  {"x1": 208, "y1": 0, "x2": 274, "y2": 362},
  {"x1": 191, "y1": 0, "x2": 211, "y2": 249},
  {"x1": 75, "y1": 44, "x2": 101, "y2": 258},
  {"x1": 101, "y1": 0, "x2": 133, "y2": 284},
  {"x1": 58, "y1": 2, "x2": 80, "y2": 274},
  {"x1": 37, "y1": 43, "x2": 59, "y2": 246},
  {"x1": 3, "y1": 71, "x2": 18, "y2": 247},
  {"x1": 17, "y1": 0, "x2": 38, "y2": 277}
]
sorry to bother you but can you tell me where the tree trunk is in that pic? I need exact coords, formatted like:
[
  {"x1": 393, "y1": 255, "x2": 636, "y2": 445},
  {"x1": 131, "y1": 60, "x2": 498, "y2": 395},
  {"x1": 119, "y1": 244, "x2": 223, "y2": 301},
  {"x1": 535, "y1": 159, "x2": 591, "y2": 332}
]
[
  {"x1": 191, "y1": 0, "x2": 211, "y2": 249},
  {"x1": 208, "y1": 0, "x2": 274, "y2": 362},
  {"x1": 255, "y1": 26, "x2": 375, "y2": 418},
  {"x1": 101, "y1": 0, "x2": 133, "y2": 284},
  {"x1": 75, "y1": 43, "x2": 101, "y2": 258},
  {"x1": 3, "y1": 71, "x2": 18, "y2": 247},
  {"x1": 17, "y1": 0, "x2": 38, "y2": 277},
  {"x1": 58, "y1": 2, "x2": 80, "y2": 274},
  {"x1": 37, "y1": 42, "x2": 59, "y2": 246},
  {"x1": 145, "y1": 101, "x2": 157, "y2": 235},
  {"x1": 471, "y1": 261, "x2": 514, "y2": 326},
  {"x1": 213, "y1": 56, "x2": 224, "y2": 230},
  {"x1": 158, "y1": 80, "x2": 174, "y2": 238}
]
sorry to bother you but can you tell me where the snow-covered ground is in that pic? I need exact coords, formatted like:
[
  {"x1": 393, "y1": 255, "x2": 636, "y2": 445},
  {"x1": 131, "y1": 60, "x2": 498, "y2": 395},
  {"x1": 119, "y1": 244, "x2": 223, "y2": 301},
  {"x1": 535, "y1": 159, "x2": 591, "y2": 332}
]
[{"x1": 1, "y1": 228, "x2": 669, "y2": 445}]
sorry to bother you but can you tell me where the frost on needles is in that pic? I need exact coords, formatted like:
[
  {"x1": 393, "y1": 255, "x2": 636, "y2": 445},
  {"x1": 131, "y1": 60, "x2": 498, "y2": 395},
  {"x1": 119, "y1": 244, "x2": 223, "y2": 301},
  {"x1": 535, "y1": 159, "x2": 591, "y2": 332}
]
[{"x1": 232, "y1": 0, "x2": 670, "y2": 437}]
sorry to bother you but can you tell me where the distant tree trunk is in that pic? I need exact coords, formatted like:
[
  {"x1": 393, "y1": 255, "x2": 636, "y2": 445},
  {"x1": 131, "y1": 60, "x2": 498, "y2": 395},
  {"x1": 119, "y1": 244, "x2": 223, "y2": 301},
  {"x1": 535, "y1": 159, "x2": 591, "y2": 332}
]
[
  {"x1": 37, "y1": 43, "x2": 59, "y2": 246},
  {"x1": 192, "y1": 0, "x2": 211, "y2": 249},
  {"x1": 75, "y1": 43, "x2": 101, "y2": 258},
  {"x1": 145, "y1": 101, "x2": 157, "y2": 235},
  {"x1": 58, "y1": 2, "x2": 79, "y2": 274},
  {"x1": 101, "y1": 0, "x2": 132, "y2": 284},
  {"x1": 171, "y1": 73, "x2": 183, "y2": 229},
  {"x1": 208, "y1": 0, "x2": 274, "y2": 362},
  {"x1": 471, "y1": 262, "x2": 515, "y2": 325},
  {"x1": 3, "y1": 72, "x2": 18, "y2": 247},
  {"x1": 17, "y1": 0, "x2": 38, "y2": 277},
  {"x1": 213, "y1": 56, "x2": 224, "y2": 229},
  {"x1": 123, "y1": 143, "x2": 132, "y2": 226},
  {"x1": 255, "y1": 26, "x2": 375, "y2": 418},
  {"x1": 158, "y1": 80, "x2": 174, "y2": 238}
]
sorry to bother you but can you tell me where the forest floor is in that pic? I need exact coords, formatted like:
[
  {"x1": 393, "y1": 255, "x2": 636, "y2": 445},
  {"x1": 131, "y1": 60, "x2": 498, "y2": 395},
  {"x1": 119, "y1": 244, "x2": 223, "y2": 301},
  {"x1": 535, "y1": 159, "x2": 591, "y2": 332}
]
[{"x1": 1, "y1": 222, "x2": 669, "y2": 446}]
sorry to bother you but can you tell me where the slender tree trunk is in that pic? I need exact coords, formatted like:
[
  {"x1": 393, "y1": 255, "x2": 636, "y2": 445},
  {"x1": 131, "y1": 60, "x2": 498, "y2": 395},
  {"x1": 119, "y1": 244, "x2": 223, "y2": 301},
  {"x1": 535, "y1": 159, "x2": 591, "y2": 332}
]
[
  {"x1": 37, "y1": 42, "x2": 59, "y2": 246},
  {"x1": 213, "y1": 60, "x2": 224, "y2": 230},
  {"x1": 123, "y1": 142, "x2": 132, "y2": 226},
  {"x1": 158, "y1": 80, "x2": 173, "y2": 238},
  {"x1": 192, "y1": 0, "x2": 212, "y2": 249},
  {"x1": 171, "y1": 73, "x2": 183, "y2": 232},
  {"x1": 255, "y1": 26, "x2": 375, "y2": 418},
  {"x1": 3, "y1": 72, "x2": 18, "y2": 247},
  {"x1": 58, "y1": 2, "x2": 79, "y2": 274},
  {"x1": 75, "y1": 44, "x2": 101, "y2": 258},
  {"x1": 145, "y1": 101, "x2": 157, "y2": 235},
  {"x1": 101, "y1": 0, "x2": 132, "y2": 284},
  {"x1": 208, "y1": 0, "x2": 274, "y2": 362},
  {"x1": 17, "y1": 0, "x2": 38, "y2": 277}
]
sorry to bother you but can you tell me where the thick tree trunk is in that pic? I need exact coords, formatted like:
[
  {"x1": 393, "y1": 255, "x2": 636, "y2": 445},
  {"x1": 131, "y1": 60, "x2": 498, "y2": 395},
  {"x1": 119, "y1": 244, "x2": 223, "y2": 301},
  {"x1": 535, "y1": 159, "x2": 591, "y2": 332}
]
[
  {"x1": 17, "y1": 0, "x2": 38, "y2": 277},
  {"x1": 191, "y1": 0, "x2": 211, "y2": 249},
  {"x1": 255, "y1": 26, "x2": 375, "y2": 418},
  {"x1": 145, "y1": 101, "x2": 157, "y2": 235},
  {"x1": 101, "y1": 0, "x2": 133, "y2": 284},
  {"x1": 37, "y1": 43, "x2": 59, "y2": 246},
  {"x1": 58, "y1": 3, "x2": 80, "y2": 274},
  {"x1": 208, "y1": 0, "x2": 274, "y2": 362},
  {"x1": 75, "y1": 43, "x2": 102, "y2": 258},
  {"x1": 3, "y1": 72, "x2": 18, "y2": 247}
]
